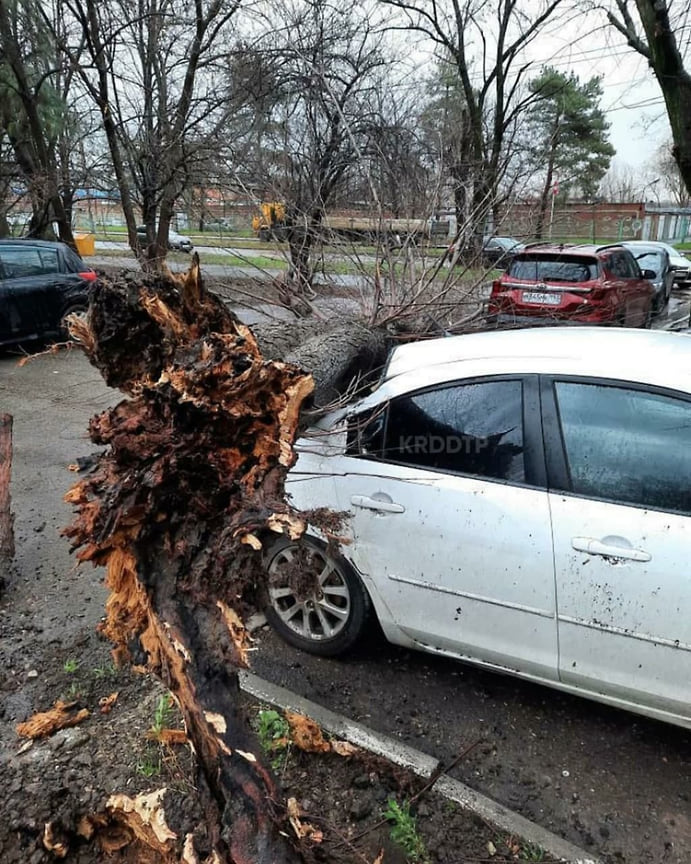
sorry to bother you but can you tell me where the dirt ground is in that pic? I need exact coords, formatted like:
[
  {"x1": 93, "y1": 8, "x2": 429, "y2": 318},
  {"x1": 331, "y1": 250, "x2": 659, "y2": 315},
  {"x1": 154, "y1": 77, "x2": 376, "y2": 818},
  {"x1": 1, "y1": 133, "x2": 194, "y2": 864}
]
[
  {"x1": 0, "y1": 328, "x2": 552, "y2": 863},
  {"x1": 0, "y1": 621, "x2": 555, "y2": 863}
]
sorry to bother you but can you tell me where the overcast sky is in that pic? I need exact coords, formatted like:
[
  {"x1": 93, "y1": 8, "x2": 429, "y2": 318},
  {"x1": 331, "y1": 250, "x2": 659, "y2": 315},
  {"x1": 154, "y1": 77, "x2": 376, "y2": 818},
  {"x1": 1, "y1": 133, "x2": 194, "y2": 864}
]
[{"x1": 523, "y1": 4, "x2": 672, "y2": 172}]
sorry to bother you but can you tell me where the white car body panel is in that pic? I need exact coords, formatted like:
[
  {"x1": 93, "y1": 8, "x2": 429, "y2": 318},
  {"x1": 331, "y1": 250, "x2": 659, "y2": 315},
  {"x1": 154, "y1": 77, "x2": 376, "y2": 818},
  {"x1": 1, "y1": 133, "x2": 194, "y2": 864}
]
[
  {"x1": 284, "y1": 328, "x2": 691, "y2": 728},
  {"x1": 323, "y1": 456, "x2": 557, "y2": 679},
  {"x1": 550, "y1": 494, "x2": 691, "y2": 720}
]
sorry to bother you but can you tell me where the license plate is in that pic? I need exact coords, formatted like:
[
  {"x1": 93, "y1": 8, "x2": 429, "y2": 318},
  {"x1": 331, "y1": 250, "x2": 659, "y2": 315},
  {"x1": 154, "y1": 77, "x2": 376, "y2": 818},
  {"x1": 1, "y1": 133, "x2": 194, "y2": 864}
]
[{"x1": 522, "y1": 291, "x2": 561, "y2": 305}]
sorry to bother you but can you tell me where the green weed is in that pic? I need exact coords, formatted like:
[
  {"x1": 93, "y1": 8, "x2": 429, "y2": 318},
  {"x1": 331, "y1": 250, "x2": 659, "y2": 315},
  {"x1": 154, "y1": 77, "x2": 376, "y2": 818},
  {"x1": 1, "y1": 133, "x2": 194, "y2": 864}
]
[
  {"x1": 63, "y1": 681, "x2": 82, "y2": 700},
  {"x1": 63, "y1": 658, "x2": 80, "y2": 674},
  {"x1": 136, "y1": 751, "x2": 162, "y2": 778},
  {"x1": 383, "y1": 798, "x2": 430, "y2": 864},
  {"x1": 254, "y1": 709, "x2": 291, "y2": 770},
  {"x1": 520, "y1": 841, "x2": 546, "y2": 861},
  {"x1": 92, "y1": 662, "x2": 118, "y2": 679},
  {"x1": 150, "y1": 694, "x2": 174, "y2": 739}
]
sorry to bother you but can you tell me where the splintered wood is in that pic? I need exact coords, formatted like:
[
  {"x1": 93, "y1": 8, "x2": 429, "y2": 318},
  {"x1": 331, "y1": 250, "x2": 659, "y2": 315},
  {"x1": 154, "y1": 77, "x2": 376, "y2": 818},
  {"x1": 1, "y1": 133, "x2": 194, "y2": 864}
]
[
  {"x1": 16, "y1": 700, "x2": 90, "y2": 739},
  {"x1": 63, "y1": 258, "x2": 313, "y2": 863}
]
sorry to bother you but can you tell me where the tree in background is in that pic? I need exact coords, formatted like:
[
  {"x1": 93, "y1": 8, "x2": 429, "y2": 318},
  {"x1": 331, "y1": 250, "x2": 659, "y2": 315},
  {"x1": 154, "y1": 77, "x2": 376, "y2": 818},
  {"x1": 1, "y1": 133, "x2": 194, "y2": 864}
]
[
  {"x1": 379, "y1": 0, "x2": 565, "y2": 248},
  {"x1": 247, "y1": 0, "x2": 391, "y2": 294},
  {"x1": 650, "y1": 140, "x2": 690, "y2": 207},
  {"x1": 608, "y1": 0, "x2": 691, "y2": 198},
  {"x1": 0, "y1": 0, "x2": 78, "y2": 244},
  {"x1": 56, "y1": 0, "x2": 242, "y2": 268},
  {"x1": 525, "y1": 68, "x2": 614, "y2": 238},
  {"x1": 598, "y1": 159, "x2": 644, "y2": 202},
  {"x1": 419, "y1": 61, "x2": 475, "y2": 232}
]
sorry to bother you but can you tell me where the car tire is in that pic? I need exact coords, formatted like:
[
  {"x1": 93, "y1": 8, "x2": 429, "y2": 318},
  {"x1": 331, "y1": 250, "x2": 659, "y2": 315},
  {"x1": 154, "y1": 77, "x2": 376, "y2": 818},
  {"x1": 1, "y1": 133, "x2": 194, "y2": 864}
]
[
  {"x1": 264, "y1": 536, "x2": 371, "y2": 657},
  {"x1": 59, "y1": 304, "x2": 88, "y2": 341}
]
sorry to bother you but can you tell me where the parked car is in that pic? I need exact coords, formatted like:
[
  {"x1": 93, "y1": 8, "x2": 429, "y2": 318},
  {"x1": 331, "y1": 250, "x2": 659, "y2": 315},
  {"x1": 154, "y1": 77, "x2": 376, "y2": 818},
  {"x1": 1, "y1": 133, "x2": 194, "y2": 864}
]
[
  {"x1": 0, "y1": 239, "x2": 96, "y2": 347},
  {"x1": 645, "y1": 241, "x2": 691, "y2": 288},
  {"x1": 264, "y1": 327, "x2": 691, "y2": 729},
  {"x1": 203, "y1": 219, "x2": 231, "y2": 232},
  {"x1": 136, "y1": 226, "x2": 194, "y2": 253},
  {"x1": 482, "y1": 236, "x2": 524, "y2": 268},
  {"x1": 621, "y1": 241, "x2": 674, "y2": 313},
  {"x1": 487, "y1": 243, "x2": 656, "y2": 328}
]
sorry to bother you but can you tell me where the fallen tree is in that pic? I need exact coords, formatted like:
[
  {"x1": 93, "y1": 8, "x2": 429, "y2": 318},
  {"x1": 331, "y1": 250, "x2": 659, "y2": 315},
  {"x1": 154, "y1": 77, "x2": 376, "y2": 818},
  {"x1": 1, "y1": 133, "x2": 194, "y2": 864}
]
[{"x1": 61, "y1": 259, "x2": 390, "y2": 862}]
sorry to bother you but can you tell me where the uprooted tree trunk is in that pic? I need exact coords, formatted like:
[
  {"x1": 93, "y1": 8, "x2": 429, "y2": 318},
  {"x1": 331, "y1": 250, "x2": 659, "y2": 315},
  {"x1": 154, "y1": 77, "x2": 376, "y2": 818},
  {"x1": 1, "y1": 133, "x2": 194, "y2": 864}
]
[
  {"x1": 0, "y1": 414, "x2": 14, "y2": 580},
  {"x1": 61, "y1": 258, "x2": 389, "y2": 862}
]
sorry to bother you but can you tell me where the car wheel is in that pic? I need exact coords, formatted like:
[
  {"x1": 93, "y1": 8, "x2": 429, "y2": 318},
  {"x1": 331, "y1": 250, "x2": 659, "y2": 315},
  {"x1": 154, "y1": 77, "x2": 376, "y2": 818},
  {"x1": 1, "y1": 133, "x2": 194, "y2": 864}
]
[
  {"x1": 264, "y1": 536, "x2": 370, "y2": 657},
  {"x1": 59, "y1": 304, "x2": 88, "y2": 341}
]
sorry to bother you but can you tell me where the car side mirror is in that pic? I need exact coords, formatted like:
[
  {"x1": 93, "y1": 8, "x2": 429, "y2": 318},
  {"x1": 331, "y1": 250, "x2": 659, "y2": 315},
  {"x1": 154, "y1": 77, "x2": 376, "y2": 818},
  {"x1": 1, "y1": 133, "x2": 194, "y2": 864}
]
[{"x1": 641, "y1": 269, "x2": 657, "y2": 280}]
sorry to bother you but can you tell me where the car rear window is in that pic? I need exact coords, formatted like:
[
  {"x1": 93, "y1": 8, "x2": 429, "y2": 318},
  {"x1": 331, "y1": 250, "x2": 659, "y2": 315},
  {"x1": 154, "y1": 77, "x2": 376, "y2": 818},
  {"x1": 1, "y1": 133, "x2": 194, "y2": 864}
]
[
  {"x1": 0, "y1": 246, "x2": 59, "y2": 278},
  {"x1": 507, "y1": 255, "x2": 598, "y2": 283},
  {"x1": 64, "y1": 248, "x2": 85, "y2": 272}
]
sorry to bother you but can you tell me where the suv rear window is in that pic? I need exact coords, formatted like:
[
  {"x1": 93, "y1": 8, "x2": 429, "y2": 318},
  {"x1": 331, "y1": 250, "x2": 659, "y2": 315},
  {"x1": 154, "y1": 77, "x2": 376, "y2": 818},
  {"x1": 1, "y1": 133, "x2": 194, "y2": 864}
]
[{"x1": 507, "y1": 255, "x2": 598, "y2": 283}]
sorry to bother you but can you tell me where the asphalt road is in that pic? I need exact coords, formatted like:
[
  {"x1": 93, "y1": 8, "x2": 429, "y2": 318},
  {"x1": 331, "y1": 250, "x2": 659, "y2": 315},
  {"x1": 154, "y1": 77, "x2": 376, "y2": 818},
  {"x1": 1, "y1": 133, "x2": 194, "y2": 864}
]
[{"x1": 0, "y1": 320, "x2": 689, "y2": 864}]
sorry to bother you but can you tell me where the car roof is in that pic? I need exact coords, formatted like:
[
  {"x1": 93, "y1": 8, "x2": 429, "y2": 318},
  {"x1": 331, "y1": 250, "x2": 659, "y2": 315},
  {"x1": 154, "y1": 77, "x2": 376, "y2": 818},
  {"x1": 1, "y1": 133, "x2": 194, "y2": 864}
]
[
  {"x1": 623, "y1": 239, "x2": 676, "y2": 247},
  {"x1": 382, "y1": 327, "x2": 691, "y2": 394},
  {"x1": 621, "y1": 242, "x2": 668, "y2": 255},
  {"x1": 0, "y1": 238, "x2": 69, "y2": 249},
  {"x1": 515, "y1": 243, "x2": 626, "y2": 257}
]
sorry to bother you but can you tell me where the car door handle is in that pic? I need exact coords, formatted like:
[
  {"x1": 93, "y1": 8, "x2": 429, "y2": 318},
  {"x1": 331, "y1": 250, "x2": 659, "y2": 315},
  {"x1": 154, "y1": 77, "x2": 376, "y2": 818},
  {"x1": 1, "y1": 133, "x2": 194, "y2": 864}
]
[
  {"x1": 351, "y1": 495, "x2": 405, "y2": 514},
  {"x1": 571, "y1": 537, "x2": 651, "y2": 562}
]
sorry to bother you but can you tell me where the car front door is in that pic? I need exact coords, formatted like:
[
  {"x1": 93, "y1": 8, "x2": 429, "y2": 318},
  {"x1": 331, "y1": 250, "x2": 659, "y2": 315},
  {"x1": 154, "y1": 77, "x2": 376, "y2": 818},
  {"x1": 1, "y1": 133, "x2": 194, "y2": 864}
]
[
  {"x1": 328, "y1": 374, "x2": 558, "y2": 681},
  {"x1": 0, "y1": 263, "x2": 14, "y2": 344},
  {"x1": 542, "y1": 377, "x2": 691, "y2": 722}
]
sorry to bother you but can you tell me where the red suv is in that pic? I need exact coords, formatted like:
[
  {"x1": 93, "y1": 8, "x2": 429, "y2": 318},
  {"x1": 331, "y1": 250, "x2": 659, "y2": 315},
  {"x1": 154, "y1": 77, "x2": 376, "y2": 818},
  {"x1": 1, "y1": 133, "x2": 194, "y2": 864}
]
[{"x1": 487, "y1": 244, "x2": 656, "y2": 328}]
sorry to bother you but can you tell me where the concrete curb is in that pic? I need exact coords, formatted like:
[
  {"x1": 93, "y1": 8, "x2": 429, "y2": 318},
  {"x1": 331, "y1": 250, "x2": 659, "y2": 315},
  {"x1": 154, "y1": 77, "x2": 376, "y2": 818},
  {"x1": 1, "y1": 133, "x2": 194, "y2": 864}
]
[{"x1": 240, "y1": 671, "x2": 600, "y2": 864}]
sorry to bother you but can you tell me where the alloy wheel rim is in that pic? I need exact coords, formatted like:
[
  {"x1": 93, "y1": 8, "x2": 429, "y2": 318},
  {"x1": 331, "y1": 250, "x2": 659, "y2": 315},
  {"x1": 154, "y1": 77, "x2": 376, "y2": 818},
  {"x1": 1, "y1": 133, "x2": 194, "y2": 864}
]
[{"x1": 268, "y1": 547, "x2": 351, "y2": 641}]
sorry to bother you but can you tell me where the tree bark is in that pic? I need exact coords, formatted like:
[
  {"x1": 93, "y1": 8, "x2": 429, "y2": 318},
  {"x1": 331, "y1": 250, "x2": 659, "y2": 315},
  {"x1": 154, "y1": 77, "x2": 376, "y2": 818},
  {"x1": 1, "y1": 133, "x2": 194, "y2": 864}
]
[
  {"x1": 0, "y1": 414, "x2": 14, "y2": 576},
  {"x1": 60, "y1": 257, "x2": 394, "y2": 861},
  {"x1": 535, "y1": 120, "x2": 560, "y2": 241},
  {"x1": 633, "y1": 0, "x2": 691, "y2": 195},
  {"x1": 63, "y1": 259, "x2": 321, "y2": 862},
  {"x1": 609, "y1": 0, "x2": 691, "y2": 197}
]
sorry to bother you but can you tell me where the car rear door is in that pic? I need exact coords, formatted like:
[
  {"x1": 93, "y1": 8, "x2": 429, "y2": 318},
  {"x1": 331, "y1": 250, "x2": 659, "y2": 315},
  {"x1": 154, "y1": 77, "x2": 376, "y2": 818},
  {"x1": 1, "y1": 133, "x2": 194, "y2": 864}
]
[
  {"x1": 0, "y1": 245, "x2": 60, "y2": 339},
  {"x1": 541, "y1": 376, "x2": 691, "y2": 723},
  {"x1": 324, "y1": 374, "x2": 559, "y2": 681}
]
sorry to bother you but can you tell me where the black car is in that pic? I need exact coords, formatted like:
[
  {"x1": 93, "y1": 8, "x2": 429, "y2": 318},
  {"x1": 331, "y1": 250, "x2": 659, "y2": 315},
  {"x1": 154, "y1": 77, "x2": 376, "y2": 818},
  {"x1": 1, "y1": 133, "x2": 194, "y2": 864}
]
[
  {"x1": 482, "y1": 236, "x2": 525, "y2": 268},
  {"x1": 0, "y1": 239, "x2": 96, "y2": 347}
]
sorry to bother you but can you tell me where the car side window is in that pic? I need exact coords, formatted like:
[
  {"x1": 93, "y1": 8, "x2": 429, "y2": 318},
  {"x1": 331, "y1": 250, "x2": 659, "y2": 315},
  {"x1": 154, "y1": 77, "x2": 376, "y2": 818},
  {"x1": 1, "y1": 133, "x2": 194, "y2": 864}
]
[
  {"x1": 0, "y1": 247, "x2": 59, "y2": 278},
  {"x1": 380, "y1": 380, "x2": 525, "y2": 481},
  {"x1": 620, "y1": 250, "x2": 640, "y2": 278},
  {"x1": 554, "y1": 381, "x2": 691, "y2": 515}
]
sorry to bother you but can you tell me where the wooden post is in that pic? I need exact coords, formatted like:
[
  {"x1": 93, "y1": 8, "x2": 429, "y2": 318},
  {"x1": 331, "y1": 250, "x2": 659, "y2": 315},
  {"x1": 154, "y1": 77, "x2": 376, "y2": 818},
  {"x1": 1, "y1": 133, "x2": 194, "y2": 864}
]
[{"x1": 0, "y1": 413, "x2": 14, "y2": 569}]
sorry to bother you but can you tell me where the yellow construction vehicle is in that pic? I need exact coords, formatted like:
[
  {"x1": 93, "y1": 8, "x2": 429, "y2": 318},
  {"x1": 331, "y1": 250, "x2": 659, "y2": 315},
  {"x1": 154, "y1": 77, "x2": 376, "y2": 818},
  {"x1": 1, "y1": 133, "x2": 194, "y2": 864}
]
[{"x1": 251, "y1": 202, "x2": 286, "y2": 241}]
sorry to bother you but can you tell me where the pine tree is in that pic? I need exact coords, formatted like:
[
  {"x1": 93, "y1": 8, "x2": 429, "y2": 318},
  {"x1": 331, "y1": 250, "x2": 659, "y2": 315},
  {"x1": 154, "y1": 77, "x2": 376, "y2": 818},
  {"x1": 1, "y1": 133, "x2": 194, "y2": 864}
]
[{"x1": 526, "y1": 68, "x2": 615, "y2": 239}]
